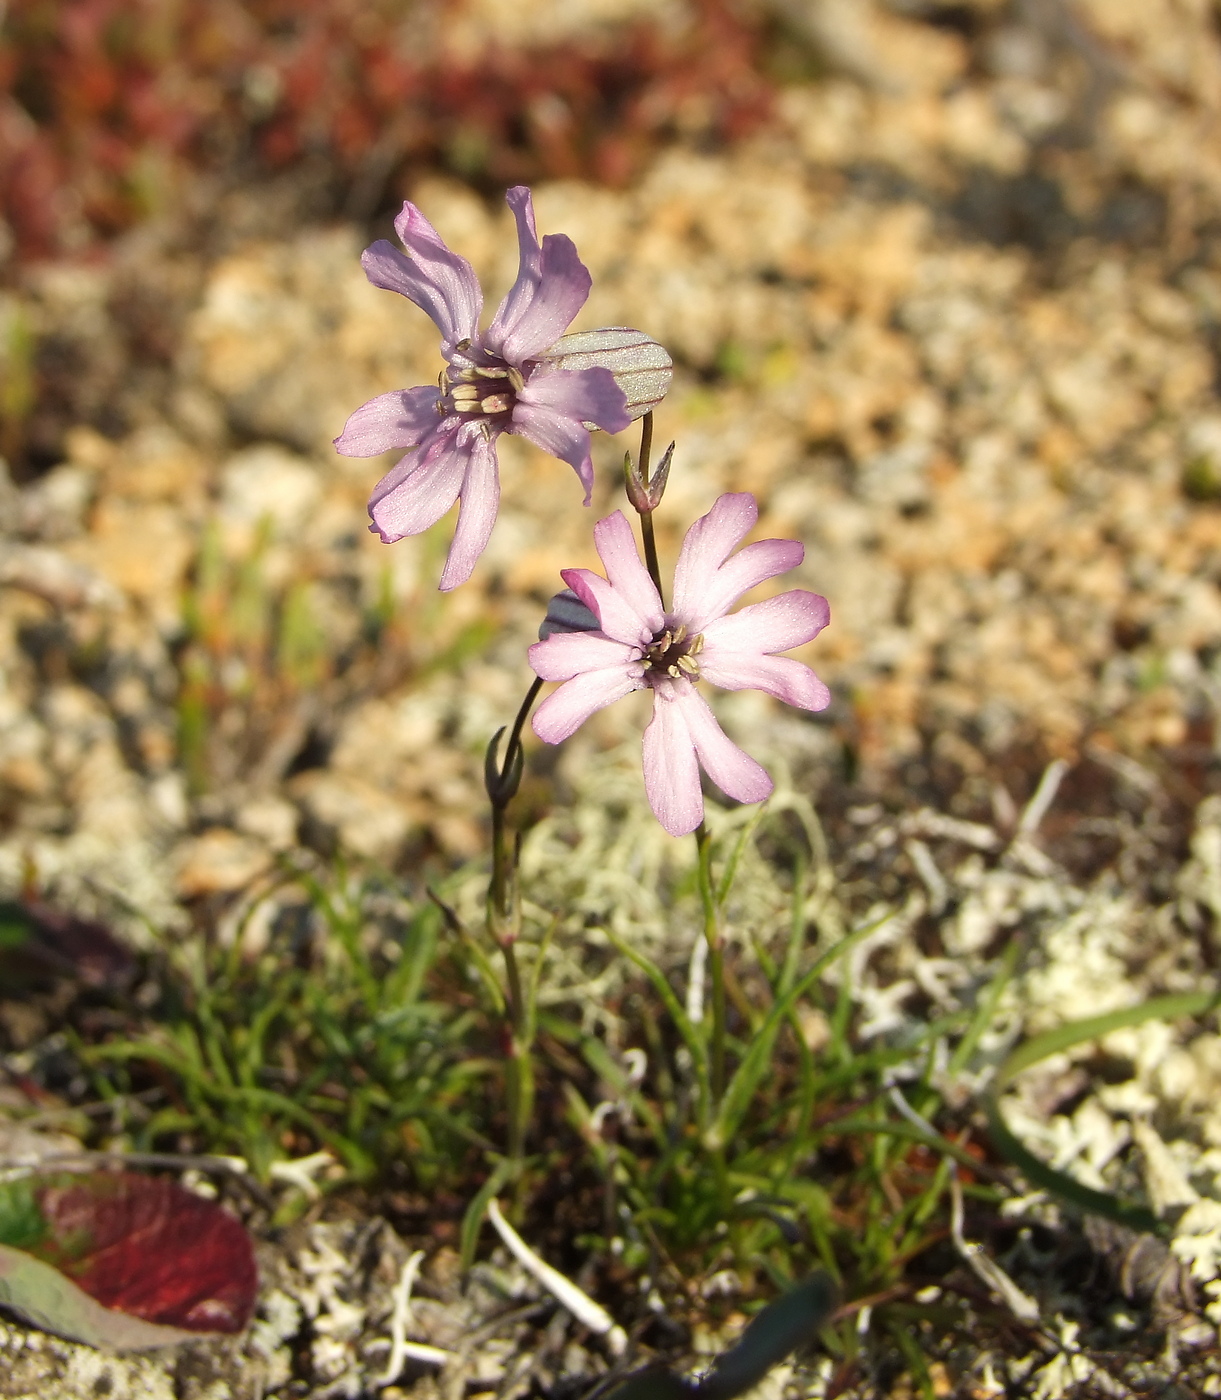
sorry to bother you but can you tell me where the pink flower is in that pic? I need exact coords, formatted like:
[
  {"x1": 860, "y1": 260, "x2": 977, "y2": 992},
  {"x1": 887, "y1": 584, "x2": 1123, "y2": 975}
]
[
  {"x1": 334, "y1": 188, "x2": 660, "y2": 591},
  {"x1": 529, "y1": 494, "x2": 831, "y2": 836}
]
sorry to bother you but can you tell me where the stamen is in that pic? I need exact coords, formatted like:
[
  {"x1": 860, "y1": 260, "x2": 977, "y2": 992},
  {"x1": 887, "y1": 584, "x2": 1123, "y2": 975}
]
[
  {"x1": 438, "y1": 369, "x2": 450, "y2": 394},
  {"x1": 450, "y1": 384, "x2": 480, "y2": 403},
  {"x1": 481, "y1": 394, "x2": 511, "y2": 414},
  {"x1": 474, "y1": 365, "x2": 510, "y2": 379},
  {"x1": 644, "y1": 623, "x2": 705, "y2": 683},
  {"x1": 455, "y1": 338, "x2": 472, "y2": 352},
  {"x1": 508, "y1": 367, "x2": 525, "y2": 393}
]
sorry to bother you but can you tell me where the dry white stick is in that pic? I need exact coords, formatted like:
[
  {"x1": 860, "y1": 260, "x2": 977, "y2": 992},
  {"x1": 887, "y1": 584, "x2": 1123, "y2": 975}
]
[
  {"x1": 686, "y1": 932, "x2": 707, "y2": 1025},
  {"x1": 950, "y1": 1171, "x2": 1040, "y2": 1324},
  {"x1": 486, "y1": 1199, "x2": 627, "y2": 1355},
  {"x1": 380, "y1": 1250, "x2": 454, "y2": 1383},
  {"x1": 1018, "y1": 759, "x2": 1070, "y2": 837}
]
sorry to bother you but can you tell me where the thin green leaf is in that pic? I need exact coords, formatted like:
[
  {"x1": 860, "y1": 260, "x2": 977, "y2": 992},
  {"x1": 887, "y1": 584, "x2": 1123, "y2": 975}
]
[
  {"x1": 709, "y1": 912, "x2": 892, "y2": 1149},
  {"x1": 983, "y1": 990, "x2": 1221, "y2": 1235},
  {"x1": 460, "y1": 1160, "x2": 515, "y2": 1272}
]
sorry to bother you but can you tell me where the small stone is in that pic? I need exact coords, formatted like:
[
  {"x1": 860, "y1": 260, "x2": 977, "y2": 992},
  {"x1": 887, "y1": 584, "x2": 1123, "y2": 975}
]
[
  {"x1": 289, "y1": 770, "x2": 413, "y2": 864},
  {"x1": 174, "y1": 828, "x2": 274, "y2": 898}
]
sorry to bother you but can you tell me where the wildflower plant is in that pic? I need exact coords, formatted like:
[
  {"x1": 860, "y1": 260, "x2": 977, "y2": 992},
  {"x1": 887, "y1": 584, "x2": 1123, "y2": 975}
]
[
  {"x1": 327, "y1": 187, "x2": 1020, "y2": 1363},
  {"x1": 339, "y1": 184, "x2": 839, "y2": 1238}
]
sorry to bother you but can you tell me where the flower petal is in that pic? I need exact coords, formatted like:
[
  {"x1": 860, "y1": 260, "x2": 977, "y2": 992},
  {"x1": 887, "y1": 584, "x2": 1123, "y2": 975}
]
[
  {"x1": 362, "y1": 202, "x2": 483, "y2": 347},
  {"x1": 486, "y1": 189, "x2": 592, "y2": 363},
  {"x1": 672, "y1": 494, "x2": 806, "y2": 630},
  {"x1": 698, "y1": 652, "x2": 831, "y2": 711},
  {"x1": 334, "y1": 385, "x2": 442, "y2": 457},
  {"x1": 517, "y1": 366, "x2": 631, "y2": 434},
  {"x1": 368, "y1": 421, "x2": 467, "y2": 543},
  {"x1": 672, "y1": 493, "x2": 758, "y2": 613},
  {"x1": 700, "y1": 590, "x2": 831, "y2": 655},
  {"x1": 528, "y1": 631, "x2": 641, "y2": 682},
  {"x1": 561, "y1": 567, "x2": 655, "y2": 649},
  {"x1": 438, "y1": 428, "x2": 500, "y2": 591},
  {"x1": 483, "y1": 187, "x2": 542, "y2": 352},
  {"x1": 532, "y1": 665, "x2": 643, "y2": 743},
  {"x1": 641, "y1": 682, "x2": 704, "y2": 837},
  {"x1": 674, "y1": 684, "x2": 774, "y2": 804},
  {"x1": 593, "y1": 511, "x2": 665, "y2": 634},
  {"x1": 512, "y1": 402, "x2": 597, "y2": 503}
]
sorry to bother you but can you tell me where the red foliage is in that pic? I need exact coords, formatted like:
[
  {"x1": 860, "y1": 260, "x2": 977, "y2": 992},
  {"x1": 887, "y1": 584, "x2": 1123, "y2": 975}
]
[
  {"x1": 0, "y1": 0, "x2": 775, "y2": 263},
  {"x1": 34, "y1": 1172, "x2": 257, "y2": 1332}
]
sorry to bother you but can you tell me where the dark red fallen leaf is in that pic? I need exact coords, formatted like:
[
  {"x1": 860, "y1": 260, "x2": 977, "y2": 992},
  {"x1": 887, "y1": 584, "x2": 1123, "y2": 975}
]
[
  {"x1": 0, "y1": 899, "x2": 135, "y2": 991},
  {"x1": 0, "y1": 1171, "x2": 257, "y2": 1342}
]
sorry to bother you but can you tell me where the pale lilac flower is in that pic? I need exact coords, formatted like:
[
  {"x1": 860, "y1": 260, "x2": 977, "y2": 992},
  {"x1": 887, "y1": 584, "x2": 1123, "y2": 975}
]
[
  {"x1": 529, "y1": 494, "x2": 831, "y2": 837},
  {"x1": 334, "y1": 188, "x2": 668, "y2": 591}
]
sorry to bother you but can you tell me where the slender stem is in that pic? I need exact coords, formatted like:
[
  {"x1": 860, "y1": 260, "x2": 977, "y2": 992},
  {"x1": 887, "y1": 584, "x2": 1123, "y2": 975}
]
[
  {"x1": 506, "y1": 676, "x2": 544, "y2": 778},
  {"x1": 486, "y1": 675, "x2": 545, "y2": 1169},
  {"x1": 631, "y1": 413, "x2": 665, "y2": 604},
  {"x1": 638, "y1": 409, "x2": 654, "y2": 482},
  {"x1": 488, "y1": 676, "x2": 544, "y2": 939},
  {"x1": 490, "y1": 804, "x2": 511, "y2": 942},
  {"x1": 640, "y1": 512, "x2": 663, "y2": 605},
  {"x1": 695, "y1": 822, "x2": 726, "y2": 1105}
]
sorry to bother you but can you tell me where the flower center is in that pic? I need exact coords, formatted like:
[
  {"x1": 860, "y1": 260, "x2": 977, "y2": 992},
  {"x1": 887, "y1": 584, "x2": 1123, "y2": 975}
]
[
  {"x1": 439, "y1": 339, "x2": 524, "y2": 420},
  {"x1": 644, "y1": 623, "x2": 704, "y2": 682}
]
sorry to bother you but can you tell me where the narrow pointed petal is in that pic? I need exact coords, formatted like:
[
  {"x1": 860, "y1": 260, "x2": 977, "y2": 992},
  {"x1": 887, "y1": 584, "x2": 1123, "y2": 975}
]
[
  {"x1": 438, "y1": 430, "x2": 500, "y2": 591},
  {"x1": 700, "y1": 590, "x2": 831, "y2": 655},
  {"x1": 528, "y1": 631, "x2": 640, "y2": 682},
  {"x1": 512, "y1": 403, "x2": 597, "y2": 503},
  {"x1": 593, "y1": 511, "x2": 664, "y2": 634},
  {"x1": 487, "y1": 223, "x2": 592, "y2": 364},
  {"x1": 484, "y1": 187, "x2": 543, "y2": 353},
  {"x1": 533, "y1": 666, "x2": 643, "y2": 743},
  {"x1": 671, "y1": 493, "x2": 758, "y2": 620},
  {"x1": 334, "y1": 386, "x2": 442, "y2": 456},
  {"x1": 679, "y1": 538, "x2": 805, "y2": 632},
  {"x1": 362, "y1": 202, "x2": 483, "y2": 346},
  {"x1": 699, "y1": 652, "x2": 831, "y2": 711},
  {"x1": 516, "y1": 367, "x2": 631, "y2": 434},
  {"x1": 674, "y1": 684, "x2": 773, "y2": 804},
  {"x1": 641, "y1": 683, "x2": 704, "y2": 837},
  {"x1": 368, "y1": 422, "x2": 467, "y2": 543},
  {"x1": 561, "y1": 567, "x2": 655, "y2": 649}
]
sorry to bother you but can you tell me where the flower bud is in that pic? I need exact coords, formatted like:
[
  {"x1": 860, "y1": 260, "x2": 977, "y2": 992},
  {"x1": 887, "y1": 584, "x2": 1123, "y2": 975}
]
[
  {"x1": 625, "y1": 440, "x2": 674, "y2": 515},
  {"x1": 539, "y1": 588, "x2": 600, "y2": 640},
  {"x1": 541, "y1": 328, "x2": 673, "y2": 423}
]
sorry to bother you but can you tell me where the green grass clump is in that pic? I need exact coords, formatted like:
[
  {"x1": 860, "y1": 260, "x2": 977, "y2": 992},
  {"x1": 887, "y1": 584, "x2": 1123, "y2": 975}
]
[
  {"x1": 83, "y1": 867, "x2": 491, "y2": 1199},
  {"x1": 75, "y1": 753, "x2": 1015, "y2": 1354}
]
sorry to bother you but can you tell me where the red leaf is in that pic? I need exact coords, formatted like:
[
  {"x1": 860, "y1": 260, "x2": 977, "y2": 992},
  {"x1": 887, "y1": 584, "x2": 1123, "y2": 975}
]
[{"x1": 32, "y1": 1173, "x2": 256, "y2": 1333}]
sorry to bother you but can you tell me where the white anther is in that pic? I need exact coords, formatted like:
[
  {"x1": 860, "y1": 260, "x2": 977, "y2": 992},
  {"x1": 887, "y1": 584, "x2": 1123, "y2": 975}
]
[
  {"x1": 481, "y1": 394, "x2": 511, "y2": 413},
  {"x1": 474, "y1": 365, "x2": 510, "y2": 378},
  {"x1": 508, "y1": 367, "x2": 525, "y2": 393}
]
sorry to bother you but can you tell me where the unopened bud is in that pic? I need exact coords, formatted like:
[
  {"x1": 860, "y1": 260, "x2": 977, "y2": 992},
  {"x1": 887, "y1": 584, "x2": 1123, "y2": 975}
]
[
  {"x1": 625, "y1": 440, "x2": 674, "y2": 514},
  {"x1": 541, "y1": 327, "x2": 673, "y2": 423},
  {"x1": 539, "y1": 588, "x2": 600, "y2": 640}
]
